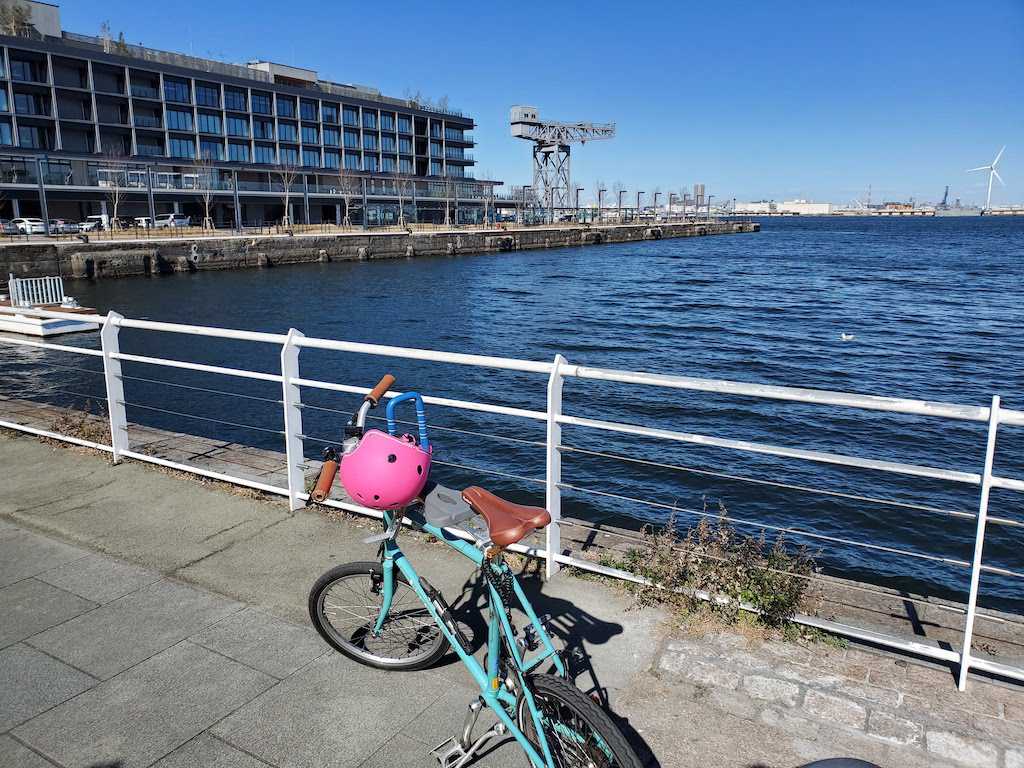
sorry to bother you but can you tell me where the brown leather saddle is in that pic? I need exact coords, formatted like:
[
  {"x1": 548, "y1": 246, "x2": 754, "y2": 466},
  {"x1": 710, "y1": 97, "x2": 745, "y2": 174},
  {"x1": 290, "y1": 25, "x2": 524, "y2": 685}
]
[{"x1": 461, "y1": 486, "x2": 551, "y2": 547}]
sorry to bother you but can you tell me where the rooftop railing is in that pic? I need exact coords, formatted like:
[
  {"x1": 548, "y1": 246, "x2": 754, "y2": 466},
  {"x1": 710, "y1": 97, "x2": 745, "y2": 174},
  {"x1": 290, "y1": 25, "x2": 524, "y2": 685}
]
[{"x1": 0, "y1": 305, "x2": 1021, "y2": 693}]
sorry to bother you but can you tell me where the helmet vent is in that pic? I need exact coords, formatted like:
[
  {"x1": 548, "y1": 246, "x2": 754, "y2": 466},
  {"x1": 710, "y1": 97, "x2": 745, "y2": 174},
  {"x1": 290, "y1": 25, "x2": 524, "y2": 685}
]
[{"x1": 387, "y1": 454, "x2": 397, "y2": 463}]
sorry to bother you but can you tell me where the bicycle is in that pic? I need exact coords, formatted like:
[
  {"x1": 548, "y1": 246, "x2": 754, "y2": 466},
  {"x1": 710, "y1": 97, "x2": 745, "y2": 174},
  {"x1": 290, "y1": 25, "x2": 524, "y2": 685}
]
[{"x1": 308, "y1": 374, "x2": 644, "y2": 768}]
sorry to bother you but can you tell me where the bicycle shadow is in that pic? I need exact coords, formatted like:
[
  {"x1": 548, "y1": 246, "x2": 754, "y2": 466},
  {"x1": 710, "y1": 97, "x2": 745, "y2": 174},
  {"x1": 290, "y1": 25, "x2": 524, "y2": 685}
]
[{"x1": 444, "y1": 558, "x2": 661, "y2": 767}]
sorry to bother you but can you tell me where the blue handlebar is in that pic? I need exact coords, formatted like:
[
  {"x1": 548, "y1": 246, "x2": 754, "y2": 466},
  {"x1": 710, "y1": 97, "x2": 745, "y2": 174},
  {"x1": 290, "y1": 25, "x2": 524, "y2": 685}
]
[{"x1": 385, "y1": 392, "x2": 430, "y2": 450}]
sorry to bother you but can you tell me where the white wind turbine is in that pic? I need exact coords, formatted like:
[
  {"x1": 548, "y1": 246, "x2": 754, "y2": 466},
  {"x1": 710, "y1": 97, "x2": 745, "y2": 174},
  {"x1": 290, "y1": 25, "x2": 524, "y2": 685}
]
[{"x1": 967, "y1": 146, "x2": 1006, "y2": 211}]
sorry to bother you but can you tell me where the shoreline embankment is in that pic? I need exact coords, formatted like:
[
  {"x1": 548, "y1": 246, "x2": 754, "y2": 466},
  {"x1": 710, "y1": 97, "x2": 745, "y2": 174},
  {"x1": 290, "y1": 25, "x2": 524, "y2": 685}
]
[{"x1": 0, "y1": 220, "x2": 758, "y2": 281}]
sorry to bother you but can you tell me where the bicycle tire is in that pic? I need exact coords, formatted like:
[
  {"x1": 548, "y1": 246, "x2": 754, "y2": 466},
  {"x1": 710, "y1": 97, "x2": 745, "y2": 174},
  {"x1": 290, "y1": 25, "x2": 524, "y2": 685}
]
[
  {"x1": 517, "y1": 673, "x2": 643, "y2": 768},
  {"x1": 308, "y1": 560, "x2": 449, "y2": 671}
]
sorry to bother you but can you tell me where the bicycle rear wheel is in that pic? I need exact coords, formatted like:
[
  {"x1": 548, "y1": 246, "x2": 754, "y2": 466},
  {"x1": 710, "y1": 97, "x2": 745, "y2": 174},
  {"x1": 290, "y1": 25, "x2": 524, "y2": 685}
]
[
  {"x1": 517, "y1": 674, "x2": 643, "y2": 768},
  {"x1": 308, "y1": 561, "x2": 449, "y2": 671}
]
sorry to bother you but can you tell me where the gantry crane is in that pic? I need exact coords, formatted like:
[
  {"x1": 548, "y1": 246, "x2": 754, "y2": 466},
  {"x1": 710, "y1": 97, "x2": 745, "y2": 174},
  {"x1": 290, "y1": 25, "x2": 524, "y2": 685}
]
[{"x1": 510, "y1": 106, "x2": 615, "y2": 222}]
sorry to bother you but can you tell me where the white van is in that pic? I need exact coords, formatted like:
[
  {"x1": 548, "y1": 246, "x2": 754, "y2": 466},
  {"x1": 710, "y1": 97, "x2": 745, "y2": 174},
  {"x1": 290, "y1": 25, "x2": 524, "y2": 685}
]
[{"x1": 154, "y1": 213, "x2": 191, "y2": 229}]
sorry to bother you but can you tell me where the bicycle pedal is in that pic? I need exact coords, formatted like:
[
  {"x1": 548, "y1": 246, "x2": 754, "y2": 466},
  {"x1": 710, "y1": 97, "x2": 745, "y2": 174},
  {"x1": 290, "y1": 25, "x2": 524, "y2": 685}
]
[{"x1": 430, "y1": 737, "x2": 468, "y2": 768}]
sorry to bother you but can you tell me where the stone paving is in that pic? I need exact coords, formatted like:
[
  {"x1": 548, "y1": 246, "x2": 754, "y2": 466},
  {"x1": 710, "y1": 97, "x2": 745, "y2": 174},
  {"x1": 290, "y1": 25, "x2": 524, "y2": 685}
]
[{"x1": 1, "y1": 430, "x2": 1023, "y2": 767}]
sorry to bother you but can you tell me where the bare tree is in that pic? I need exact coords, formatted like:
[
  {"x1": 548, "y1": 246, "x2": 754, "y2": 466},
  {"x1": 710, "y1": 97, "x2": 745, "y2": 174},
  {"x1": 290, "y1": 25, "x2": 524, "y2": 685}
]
[
  {"x1": 443, "y1": 176, "x2": 456, "y2": 227},
  {"x1": 272, "y1": 157, "x2": 300, "y2": 226},
  {"x1": 611, "y1": 181, "x2": 626, "y2": 222},
  {"x1": 100, "y1": 148, "x2": 128, "y2": 233},
  {"x1": 0, "y1": 1, "x2": 32, "y2": 37},
  {"x1": 194, "y1": 150, "x2": 218, "y2": 230},
  {"x1": 393, "y1": 170, "x2": 415, "y2": 229},
  {"x1": 335, "y1": 163, "x2": 362, "y2": 227}
]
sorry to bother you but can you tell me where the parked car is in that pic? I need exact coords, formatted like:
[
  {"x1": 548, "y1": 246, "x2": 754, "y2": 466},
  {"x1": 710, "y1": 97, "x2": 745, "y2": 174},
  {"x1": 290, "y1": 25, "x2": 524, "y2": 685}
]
[
  {"x1": 48, "y1": 219, "x2": 80, "y2": 234},
  {"x1": 11, "y1": 218, "x2": 47, "y2": 235},
  {"x1": 154, "y1": 213, "x2": 191, "y2": 229},
  {"x1": 134, "y1": 216, "x2": 153, "y2": 228},
  {"x1": 79, "y1": 215, "x2": 107, "y2": 231},
  {"x1": 0, "y1": 219, "x2": 18, "y2": 235}
]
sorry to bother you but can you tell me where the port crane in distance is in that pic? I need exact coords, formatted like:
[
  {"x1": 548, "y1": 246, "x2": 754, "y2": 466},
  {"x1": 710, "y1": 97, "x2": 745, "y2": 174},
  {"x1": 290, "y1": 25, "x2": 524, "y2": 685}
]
[{"x1": 510, "y1": 105, "x2": 615, "y2": 222}]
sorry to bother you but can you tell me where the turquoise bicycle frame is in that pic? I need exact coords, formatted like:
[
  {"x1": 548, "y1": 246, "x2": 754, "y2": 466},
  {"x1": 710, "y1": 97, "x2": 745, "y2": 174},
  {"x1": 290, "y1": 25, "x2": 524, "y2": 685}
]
[{"x1": 372, "y1": 508, "x2": 567, "y2": 768}]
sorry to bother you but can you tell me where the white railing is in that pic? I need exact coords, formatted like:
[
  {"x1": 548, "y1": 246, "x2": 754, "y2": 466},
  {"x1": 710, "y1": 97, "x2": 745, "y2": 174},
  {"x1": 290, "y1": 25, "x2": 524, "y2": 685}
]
[
  {"x1": 7, "y1": 274, "x2": 65, "y2": 307},
  {"x1": 0, "y1": 304, "x2": 1022, "y2": 692}
]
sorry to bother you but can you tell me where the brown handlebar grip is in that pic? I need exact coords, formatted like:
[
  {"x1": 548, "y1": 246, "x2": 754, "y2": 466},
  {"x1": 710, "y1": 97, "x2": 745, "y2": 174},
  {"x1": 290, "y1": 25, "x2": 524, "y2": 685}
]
[
  {"x1": 310, "y1": 460, "x2": 338, "y2": 503},
  {"x1": 365, "y1": 374, "x2": 396, "y2": 406}
]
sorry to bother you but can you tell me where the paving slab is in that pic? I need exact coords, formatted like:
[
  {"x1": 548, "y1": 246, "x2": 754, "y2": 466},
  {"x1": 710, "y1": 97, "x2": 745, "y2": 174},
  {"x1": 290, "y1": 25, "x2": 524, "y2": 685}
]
[
  {"x1": 28, "y1": 578, "x2": 243, "y2": 679},
  {"x1": 212, "y1": 652, "x2": 445, "y2": 768},
  {"x1": 35, "y1": 551, "x2": 162, "y2": 604},
  {"x1": 13, "y1": 641, "x2": 276, "y2": 768},
  {"x1": 0, "y1": 643, "x2": 96, "y2": 732},
  {"x1": 0, "y1": 735, "x2": 58, "y2": 768},
  {"x1": 0, "y1": 578, "x2": 97, "y2": 649},
  {"x1": 188, "y1": 606, "x2": 328, "y2": 679},
  {"x1": 0, "y1": 529, "x2": 88, "y2": 588},
  {"x1": 151, "y1": 732, "x2": 273, "y2": 768}
]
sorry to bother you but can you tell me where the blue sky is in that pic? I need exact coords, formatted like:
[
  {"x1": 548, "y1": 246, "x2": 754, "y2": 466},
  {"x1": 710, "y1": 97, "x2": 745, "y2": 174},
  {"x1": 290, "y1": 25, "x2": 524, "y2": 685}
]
[{"x1": 60, "y1": 0, "x2": 1023, "y2": 206}]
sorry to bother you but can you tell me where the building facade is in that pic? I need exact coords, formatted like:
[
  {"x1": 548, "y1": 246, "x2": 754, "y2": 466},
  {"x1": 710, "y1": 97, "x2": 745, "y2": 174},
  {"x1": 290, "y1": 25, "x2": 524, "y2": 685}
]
[{"x1": 0, "y1": 3, "x2": 497, "y2": 226}]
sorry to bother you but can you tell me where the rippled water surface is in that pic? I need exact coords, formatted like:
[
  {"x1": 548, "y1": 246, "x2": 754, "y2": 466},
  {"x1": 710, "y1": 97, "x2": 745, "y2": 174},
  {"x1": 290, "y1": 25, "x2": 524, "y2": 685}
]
[{"x1": 4, "y1": 217, "x2": 1024, "y2": 610}]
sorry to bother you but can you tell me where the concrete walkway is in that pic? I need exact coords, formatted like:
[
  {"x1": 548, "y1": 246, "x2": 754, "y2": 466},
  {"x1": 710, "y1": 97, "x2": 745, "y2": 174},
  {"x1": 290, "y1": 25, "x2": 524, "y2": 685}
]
[{"x1": 1, "y1": 430, "x2": 1022, "y2": 768}]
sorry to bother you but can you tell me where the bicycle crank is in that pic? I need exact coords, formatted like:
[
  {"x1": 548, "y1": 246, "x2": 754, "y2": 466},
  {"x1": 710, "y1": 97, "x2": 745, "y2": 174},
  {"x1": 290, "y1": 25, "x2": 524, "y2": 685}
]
[{"x1": 430, "y1": 697, "x2": 507, "y2": 768}]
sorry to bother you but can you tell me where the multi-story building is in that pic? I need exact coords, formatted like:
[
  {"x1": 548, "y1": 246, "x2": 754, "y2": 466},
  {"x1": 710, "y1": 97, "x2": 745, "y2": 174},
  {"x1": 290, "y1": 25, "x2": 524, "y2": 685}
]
[{"x1": 0, "y1": 2, "x2": 496, "y2": 227}]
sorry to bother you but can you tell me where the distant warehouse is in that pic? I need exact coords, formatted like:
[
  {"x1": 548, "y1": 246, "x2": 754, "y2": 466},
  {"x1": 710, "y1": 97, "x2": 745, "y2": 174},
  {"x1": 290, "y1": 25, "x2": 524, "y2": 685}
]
[{"x1": 0, "y1": 1, "x2": 497, "y2": 227}]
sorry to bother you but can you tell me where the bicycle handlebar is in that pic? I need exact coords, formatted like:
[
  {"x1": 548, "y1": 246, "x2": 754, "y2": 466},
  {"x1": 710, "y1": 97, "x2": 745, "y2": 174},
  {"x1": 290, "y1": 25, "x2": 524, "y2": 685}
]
[{"x1": 365, "y1": 374, "x2": 396, "y2": 407}]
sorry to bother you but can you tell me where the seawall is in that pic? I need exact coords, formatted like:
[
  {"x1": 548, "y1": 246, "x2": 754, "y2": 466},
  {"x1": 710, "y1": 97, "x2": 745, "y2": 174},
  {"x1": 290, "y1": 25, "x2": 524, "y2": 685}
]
[{"x1": 0, "y1": 221, "x2": 758, "y2": 281}]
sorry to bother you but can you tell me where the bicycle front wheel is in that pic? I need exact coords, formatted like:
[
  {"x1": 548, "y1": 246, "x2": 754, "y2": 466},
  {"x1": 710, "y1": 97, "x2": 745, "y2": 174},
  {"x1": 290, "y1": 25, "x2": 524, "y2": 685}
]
[
  {"x1": 517, "y1": 674, "x2": 643, "y2": 768},
  {"x1": 308, "y1": 561, "x2": 449, "y2": 671}
]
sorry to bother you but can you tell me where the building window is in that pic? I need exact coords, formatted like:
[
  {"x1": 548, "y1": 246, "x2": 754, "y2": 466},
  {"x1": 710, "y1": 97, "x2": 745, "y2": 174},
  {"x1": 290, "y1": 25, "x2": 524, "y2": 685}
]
[
  {"x1": 279, "y1": 145, "x2": 298, "y2": 165},
  {"x1": 224, "y1": 87, "x2": 247, "y2": 111},
  {"x1": 362, "y1": 110, "x2": 377, "y2": 130},
  {"x1": 251, "y1": 91, "x2": 272, "y2": 114},
  {"x1": 278, "y1": 121, "x2": 297, "y2": 142},
  {"x1": 344, "y1": 152, "x2": 360, "y2": 170},
  {"x1": 166, "y1": 108, "x2": 194, "y2": 131},
  {"x1": 228, "y1": 141, "x2": 250, "y2": 162},
  {"x1": 448, "y1": 165, "x2": 464, "y2": 177},
  {"x1": 342, "y1": 107, "x2": 358, "y2": 126},
  {"x1": 323, "y1": 127, "x2": 340, "y2": 147},
  {"x1": 227, "y1": 116, "x2": 249, "y2": 137},
  {"x1": 9, "y1": 58, "x2": 45, "y2": 83},
  {"x1": 445, "y1": 127, "x2": 465, "y2": 141},
  {"x1": 254, "y1": 143, "x2": 275, "y2": 164},
  {"x1": 399, "y1": 157, "x2": 413, "y2": 174},
  {"x1": 0, "y1": 119, "x2": 15, "y2": 145},
  {"x1": 430, "y1": 160, "x2": 442, "y2": 176},
  {"x1": 363, "y1": 134, "x2": 377, "y2": 151},
  {"x1": 430, "y1": 141, "x2": 442, "y2": 158},
  {"x1": 343, "y1": 129, "x2": 358, "y2": 149},
  {"x1": 253, "y1": 118, "x2": 273, "y2": 140},
  {"x1": 197, "y1": 111, "x2": 222, "y2": 134},
  {"x1": 382, "y1": 156, "x2": 395, "y2": 172},
  {"x1": 380, "y1": 113, "x2": 395, "y2": 131},
  {"x1": 195, "y1": 82, "x2": 220, "y2": 107},
  {"x1": 301, "y1": 124, "x2": 318, "y2": 144},
  {"x1": 300, "y1": 99, "x2": 317, "y2": 121},
  {"x1": 0, "y1": 89, "x2": 8, "y2": 113},
  {"x1": 398, "y1": 137, "x2": 412, "y2": 154},
  {"x1": 199, "y1": 138, "x2": 223, "y2": 160},
  {"x1": 430, "y1": 122, "x2": 442, "y2": 138},
  {"x1": 398, "y1": 115, "x2": 412, "y2": 133},
  {"x1": 322, "y1": 102, "x2": 339, "y2": 123},
  {"x1": 324, "y1": 149, "x2": 340, "y2": 169},
  {"x1": 364, "y1": 155, "x2": 379, "y2": 172},
  {"x1": 137, "y1": 137, "x2": 164, "y2": 156},
  {"x1": 302, "y1": 148, "x2": 320, "y2": 167},
  {"x1": 164, "y1": 77, "x2": 191, "y2": 104},
  {"x1": 381, "y1": 136, "x2": 395, "y2": 152},
  {"x1": 169, "y1": 136, "x2": 196, "y2": 158},
  {"x1": 276, "y1": 95, "x2": 295, "y2": 118}
]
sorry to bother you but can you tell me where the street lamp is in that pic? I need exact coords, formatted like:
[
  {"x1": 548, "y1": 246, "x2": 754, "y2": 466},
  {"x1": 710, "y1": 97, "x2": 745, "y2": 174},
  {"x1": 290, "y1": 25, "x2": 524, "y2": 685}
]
[
  {"x1": 597, "y1": 188, "x2": 607, "y2": 223},
  {"x1": 617, "y1": 189, "x2": 627, "y2": 223},
  {"x1": 575, "y1": 186, "x2": 584, "y2": 223},
  {"x1": 707, "y1": 194, "x2": 715, "y2": 222},
  {"x1": 519, "y1": 185, "x2": 532, "y2": 226},
  {"x1": 636, "y1": 191, "x2": 644, "y2": 223},
  {"x1": 668, "y1": 193, "x2": 677, "y2": 221},
  {"x1": 653, "y1": 191, "x2": 661, "y2": 222}
]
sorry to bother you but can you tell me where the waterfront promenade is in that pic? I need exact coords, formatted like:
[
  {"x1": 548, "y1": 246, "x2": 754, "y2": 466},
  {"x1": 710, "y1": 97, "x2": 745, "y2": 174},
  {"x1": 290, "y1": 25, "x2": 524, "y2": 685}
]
[{"x1": 2, "y1": 429, "x2": 1022, "y2": 767}]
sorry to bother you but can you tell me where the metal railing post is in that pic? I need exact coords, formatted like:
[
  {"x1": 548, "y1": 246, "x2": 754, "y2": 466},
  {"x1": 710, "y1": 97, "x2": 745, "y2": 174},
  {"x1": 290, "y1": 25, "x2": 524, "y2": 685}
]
[
  {"x1": 280, "y1": 328, "x2": 306, "y2": 511},
  {"x1": 545, "y1": 354, "x2": 567, "y2": 579},
  {"x1": 100, "y1": 311, "x2": 129, "y2": 462},
  {"x1": 958, "y1": 394, "x2": 1000, "y2": 691}
]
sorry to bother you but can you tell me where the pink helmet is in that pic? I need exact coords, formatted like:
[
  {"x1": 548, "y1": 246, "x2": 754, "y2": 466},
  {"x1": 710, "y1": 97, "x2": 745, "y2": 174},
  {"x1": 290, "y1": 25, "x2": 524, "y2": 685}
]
[{"x1": 338, "y1": 392, "x2": 432, "y2": 510}]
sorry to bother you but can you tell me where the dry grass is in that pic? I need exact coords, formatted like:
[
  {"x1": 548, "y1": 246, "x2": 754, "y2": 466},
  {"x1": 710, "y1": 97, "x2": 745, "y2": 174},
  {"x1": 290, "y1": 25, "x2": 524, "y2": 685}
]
[{"x1": 43, "y1": 401, "x2": 111, "y2": 453}]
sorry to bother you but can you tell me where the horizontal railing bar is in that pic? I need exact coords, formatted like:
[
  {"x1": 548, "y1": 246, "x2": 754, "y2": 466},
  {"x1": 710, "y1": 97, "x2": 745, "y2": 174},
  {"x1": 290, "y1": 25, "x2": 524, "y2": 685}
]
[
  {"x1": 116, "y1": 317, "x2": 286, "y2": 344},
  {"x1": 558, "y1": 414, "x2": 981, "y2": 486},
  {"x1": 120, "y1": 373, "x2": 283, "y2": 404},
  {"x1": 120, "y1": 449, "x2": 287, "y2": 495},
  {"x1": 991, "y1": 475, "x2": 1024, "y2": 493},
  {"x1": 0, "y1": 335, "x2": 104, "y2": 357},
  {"x1": 0, "y1": 417, "x2": 113, "y2": 453},
  {"x1": 566, "y1": 364, "x2": 1024, "y2": 425},
  {"x1": 291, "y1": 378, "x2": 547, "y2": 421},
  {"x1": 0, "y1": 306, "x2": 106, "y2": 324},
  {"x1": 294, "y1": 336, "x2": 553, "y2": 374},
  {"x1": 560, "y1": 443, "x2": 976, "y2": 522},
  {"x1": 112, "y1": 352, "x2": 283, "y2": 382},
  {"x1": 964, "y1": 656, "x2": 1024, "y2": 685},
  {"x1": 557, "y1": 480, "x2": 972, "y2": 568},
  {"x1": 979, "y1": 563, "x2": 1024, "y2": 580}
]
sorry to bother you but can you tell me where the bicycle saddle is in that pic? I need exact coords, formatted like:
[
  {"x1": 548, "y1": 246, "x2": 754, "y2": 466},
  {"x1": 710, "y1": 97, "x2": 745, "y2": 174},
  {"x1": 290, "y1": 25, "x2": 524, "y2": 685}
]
[
  {"x1": 462, "y1": 486, "x2": 551, "y2": 547},
  {"x1": 798, "y1": 760, "x2": 880, "y2": 767}
]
